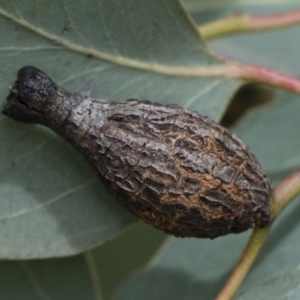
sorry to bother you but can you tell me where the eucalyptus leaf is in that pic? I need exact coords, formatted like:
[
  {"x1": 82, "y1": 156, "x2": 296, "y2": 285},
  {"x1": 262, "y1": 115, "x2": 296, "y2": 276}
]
[
  {"x1": 114, "y1": 232, "x2": 251, "y2": 300},
  {"x1": 233, "y1": 91, "x2": 300, "y2": 181},
  {"x1": 0, "y1": 253, "x2": 98, "y2": 300},
  {"x1": 0, "y1": 0, "x2": 241, "y2": 258},
  {"x1": 237, "y1": 268, "x2": 300, "y2": 300}
]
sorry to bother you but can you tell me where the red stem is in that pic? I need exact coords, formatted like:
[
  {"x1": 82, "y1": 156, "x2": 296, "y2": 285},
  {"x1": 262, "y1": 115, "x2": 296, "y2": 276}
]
[
  {"x1": 229, "y1": 63, "x2": 300, "y2": 93},
  {"x1": 245, "y1": 8, "x2": 300, "y2": 30}
]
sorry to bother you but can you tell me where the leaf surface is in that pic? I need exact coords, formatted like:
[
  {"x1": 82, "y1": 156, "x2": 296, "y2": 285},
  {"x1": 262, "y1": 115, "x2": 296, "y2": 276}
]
[
  {"x1": 0, "y1": 253, "x2": 99, "y2": 299},
  {"x1": 0, "y1": 0, "x2": 240, "y2": 258}
]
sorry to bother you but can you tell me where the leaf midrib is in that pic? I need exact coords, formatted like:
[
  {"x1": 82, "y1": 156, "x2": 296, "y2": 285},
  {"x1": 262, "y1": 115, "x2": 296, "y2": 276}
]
[{"x1": 0, "y1": 7, "x2": 235, "y2": 77}]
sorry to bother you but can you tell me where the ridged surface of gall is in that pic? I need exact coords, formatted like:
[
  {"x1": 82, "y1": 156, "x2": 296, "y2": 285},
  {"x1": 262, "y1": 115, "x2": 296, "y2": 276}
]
[{"x1": 2, "y1": 67, "x2": 272, "y2": 238}]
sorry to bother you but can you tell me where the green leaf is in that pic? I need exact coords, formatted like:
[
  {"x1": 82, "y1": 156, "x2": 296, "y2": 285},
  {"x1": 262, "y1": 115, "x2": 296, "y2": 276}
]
[
  {"x1": 0, "y1": 253, "x2": 99, "y2": 299},
  {"x1": 236, "y1": 269, "x2": 300, "y2": 300},
  {"x1": 91, "y1": 221, "x2": 166, "y2": 299},
  {"x1": 233, "y1": 91, "x2": 300, "y2": 181},
  {"x1": 0, "y1": 0, "x2": 240, "y2": 258},
  {"x1": 115, "y1": 90, "x2": 300, "y2": 300},
  {"x1": 114, "y1": 233, "x2": 251, "y2": 300},
  {"x1": 0, "y1": 120, "x2": 135, "y2": 258}
]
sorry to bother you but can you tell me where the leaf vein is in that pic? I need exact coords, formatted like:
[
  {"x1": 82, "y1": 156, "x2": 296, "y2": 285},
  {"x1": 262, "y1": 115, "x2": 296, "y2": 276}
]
[
  {"x1": 58, "y1": 65, "x2": 113, "y2": 85},
  {"x1": 0, "y1": 178, "x2": 97, "y2": 221},
  {"x1": 110, "y1": 76, "x2": 146, "y2": 97},
  {"x1": 0, "y1": 7, "x2": 233, "y2": 77},
  {"x1": 184, "y1": 78, "x2": 225, "y2": 108},
  {"x1": 96, "y1": 0, "x2": 121, "y2": 56},
  {"x1": 62, "y1": 0, "x2": 88, "y2": 44}
]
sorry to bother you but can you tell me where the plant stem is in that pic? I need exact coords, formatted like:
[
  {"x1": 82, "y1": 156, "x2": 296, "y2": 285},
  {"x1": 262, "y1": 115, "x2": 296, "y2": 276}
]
[
  {"x1": 199, "y1": 9, "x2": 300, "y2": 41},
  {"x1": 215, "y1": 227, "x2": 270, "y2": 300},
  {"x1": 228, "y1": 62, "x2": 300, "y2": 94},
  {"x1": 271, "y1": 167, "x2": 300, "y2": 218},
  {"x1": 216, "y1": 167, "x2": 300, "y2": 300}
]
